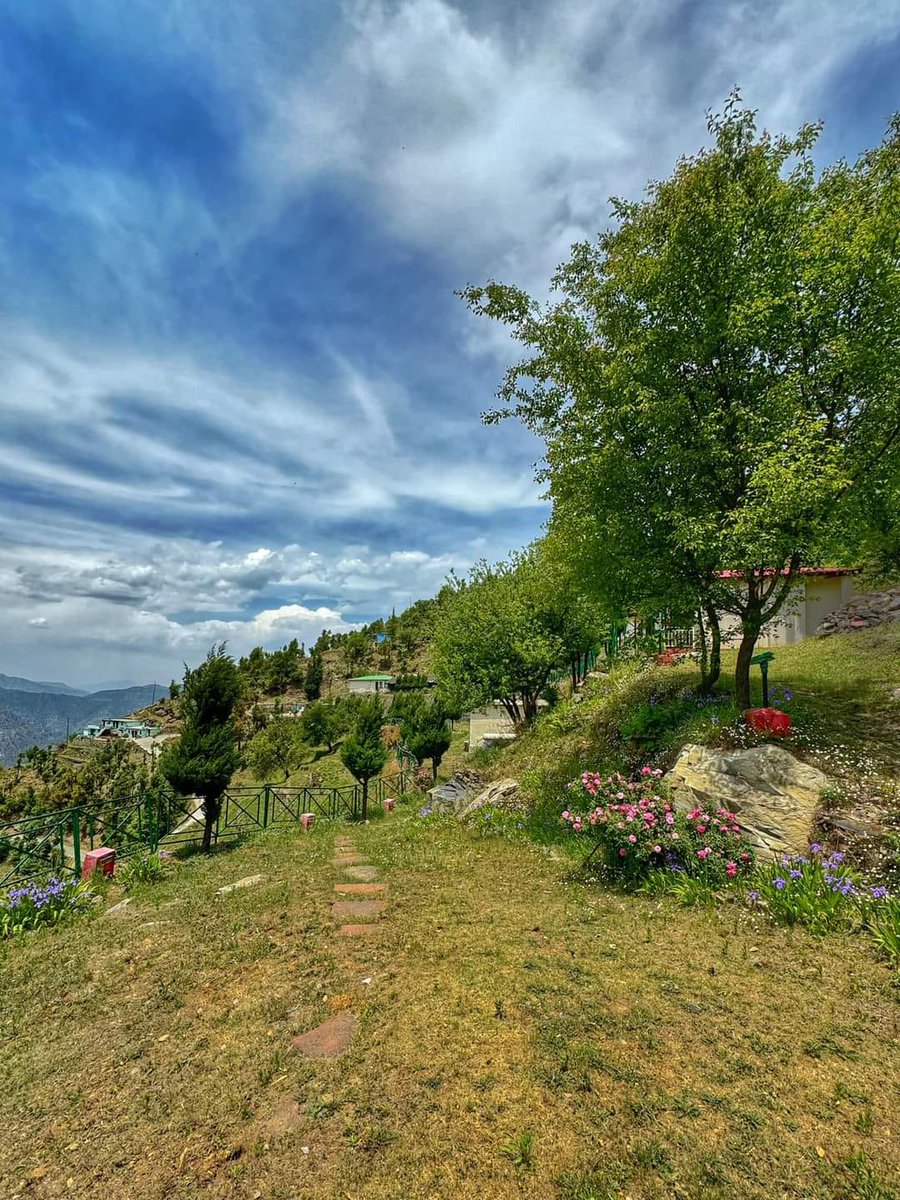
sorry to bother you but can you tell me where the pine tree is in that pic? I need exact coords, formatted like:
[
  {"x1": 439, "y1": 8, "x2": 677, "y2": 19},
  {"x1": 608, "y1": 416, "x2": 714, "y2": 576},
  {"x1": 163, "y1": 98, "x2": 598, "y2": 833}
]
[{"x1": 339, "y1": 698, "x2": 388, "y2": 821}]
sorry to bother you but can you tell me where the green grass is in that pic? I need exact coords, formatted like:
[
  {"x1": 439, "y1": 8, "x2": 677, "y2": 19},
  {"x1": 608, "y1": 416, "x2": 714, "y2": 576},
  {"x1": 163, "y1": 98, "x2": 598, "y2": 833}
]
[
  {"x1": 2, "y1": 814, "x2": 898, "y2": 1198},
  {"x1": 485, "y1": 626, "x2": 900, "y2": 831}
]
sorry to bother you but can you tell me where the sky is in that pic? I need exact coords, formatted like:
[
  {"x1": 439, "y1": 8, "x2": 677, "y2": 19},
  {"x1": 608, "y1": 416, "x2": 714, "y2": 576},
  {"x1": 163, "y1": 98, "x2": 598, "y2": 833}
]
[{"x1": 1, "y1": 0, "x2": 898, "y2": 689}]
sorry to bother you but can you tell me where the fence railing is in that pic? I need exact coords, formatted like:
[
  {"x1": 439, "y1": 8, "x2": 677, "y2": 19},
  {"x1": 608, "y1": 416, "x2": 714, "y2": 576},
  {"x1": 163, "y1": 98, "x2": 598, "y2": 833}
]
[{"x1": 0, "y1": 768, "x2": 415, "y2": 889}]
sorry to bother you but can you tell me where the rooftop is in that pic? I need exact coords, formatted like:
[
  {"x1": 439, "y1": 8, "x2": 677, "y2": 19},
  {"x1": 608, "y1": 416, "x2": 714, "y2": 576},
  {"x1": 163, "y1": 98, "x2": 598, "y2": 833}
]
[{"x1": 350, "y1": 674, "x2": 395, "y2": 682}]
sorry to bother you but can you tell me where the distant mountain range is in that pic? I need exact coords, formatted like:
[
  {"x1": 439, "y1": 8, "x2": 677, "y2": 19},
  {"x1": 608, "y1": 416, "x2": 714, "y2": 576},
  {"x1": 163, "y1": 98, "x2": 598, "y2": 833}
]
[
  {"x1": 0, "y1": 672, "x2": 87, "y2": 696},
  {"x1": 0, "y1": 675, "x2": 162, "y2": 765}
]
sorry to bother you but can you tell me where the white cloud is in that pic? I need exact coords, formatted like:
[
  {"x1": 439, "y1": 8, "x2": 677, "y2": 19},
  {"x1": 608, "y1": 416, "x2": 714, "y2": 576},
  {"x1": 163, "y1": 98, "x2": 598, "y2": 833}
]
[{"x1": 262, "y1": 0, "x2": 900, "y2": 304}]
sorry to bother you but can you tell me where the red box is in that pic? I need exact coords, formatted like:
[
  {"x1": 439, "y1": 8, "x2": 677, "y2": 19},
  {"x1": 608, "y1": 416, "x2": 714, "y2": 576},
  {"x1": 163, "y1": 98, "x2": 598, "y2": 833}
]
[
  {"x1": 745, "y1": 708, "x2": 792, "y2": 737},
  {"x1": 383, "y1": 798, "x2": 396, "y2": 813},
  {"x1": 82, "y1": 847, "x2": 116, "y2": 879},
  {"x1": 300, "y1": 813, "x2": 316, "y2": 831}
]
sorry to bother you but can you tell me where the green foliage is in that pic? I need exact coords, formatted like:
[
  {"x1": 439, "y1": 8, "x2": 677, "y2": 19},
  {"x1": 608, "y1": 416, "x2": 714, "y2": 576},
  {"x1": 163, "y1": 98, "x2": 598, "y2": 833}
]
[
  {"x1": 159, "y1": 645, "x2": 242, "y2": 851},
  {"x1": 118, "y1": 852, "x2": 167, "y2": 889},
  {"x1": 619, "y1": 690, "x2": 738, "y2": 753},
  {"x1": 299, "y1": 699, "x2": 348, "y2": 753},
  {"x1": 465, "y1": 93, "x2": 900, "y2": 708},
  {"x1": 499, "y1": 1130, "x2": 534, "y2": 1173},
  {"x1": 340, "y1": 698, "x2": 389, "y2": 818},
  {"x1": 433, "y1": 543, "x2": 600, "y2": 724},
  {"x1": 304, "y1": 652, "x2": 323, "y2": 700},
  {"x1": 405, "y1": 701, "x2": 452, "y2": 781},
  {"x1": 246, "y1": 717, "x2": 307, "y2": 781}
]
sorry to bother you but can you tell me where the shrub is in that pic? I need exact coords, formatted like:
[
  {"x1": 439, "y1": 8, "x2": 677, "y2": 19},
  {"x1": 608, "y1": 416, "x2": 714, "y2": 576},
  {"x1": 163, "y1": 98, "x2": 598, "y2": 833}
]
[
  {"x1": 118, "y1": 852, "x2": 167, "y2": 889},
  {"x1": 863, "y1": 895, "x2": 900, "y2": 968},
  {"x1": 618, "y1": 690, "x2": 736, "y2": 753},
  {"x1": 0, "y1": 876, "x2": 95, "y2": 937},
  {"x1": 562, "y1": 767, "x2": 755, "y2": 886}
]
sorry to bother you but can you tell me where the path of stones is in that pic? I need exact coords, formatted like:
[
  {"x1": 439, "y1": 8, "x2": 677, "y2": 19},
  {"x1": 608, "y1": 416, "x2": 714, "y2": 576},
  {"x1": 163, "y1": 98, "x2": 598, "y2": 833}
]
[{"x1": 289, "y1": 833, "x2": 385, "y2": 1059}]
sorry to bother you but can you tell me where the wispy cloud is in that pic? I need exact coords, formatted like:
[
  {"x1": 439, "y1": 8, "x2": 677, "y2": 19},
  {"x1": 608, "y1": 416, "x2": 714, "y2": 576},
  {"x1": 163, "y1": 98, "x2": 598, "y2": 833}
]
[{"x1": 0, "y1": 0, "x2": 896, "y2": 684}]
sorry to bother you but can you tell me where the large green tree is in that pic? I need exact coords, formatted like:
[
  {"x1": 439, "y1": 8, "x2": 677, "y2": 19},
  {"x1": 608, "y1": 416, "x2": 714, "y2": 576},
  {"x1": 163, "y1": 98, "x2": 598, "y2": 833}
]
[
  {"x1": 159, "y1": 645, "x2": 242, "y2": 852},
  {"x1": 339, "y1": 698, "x2": 389, "y2": 821},
  {"x1": 464, "y1": 95, "x2": 900, "y2": 708},
  {"x1": 434, "y1": 545, "x2": 599, "y2": 724},
  {"x1": 247, "y1": 717, "x2": 306, "y2": 782}
]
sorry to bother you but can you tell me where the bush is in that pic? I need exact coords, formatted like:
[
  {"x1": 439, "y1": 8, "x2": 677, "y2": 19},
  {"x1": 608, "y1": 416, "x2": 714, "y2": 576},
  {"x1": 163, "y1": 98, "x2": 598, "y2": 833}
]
[
  {"x1": 0, "y1": 876, "x2": 95, "y2": 937},
  {"x1": 562, "y1": 767, "x2": 755, "y2": 886},
  {"x1": 118, "y1": 852, "x2": 167, "y2": 889},
  {"x1": 618, "y1": 690, "x2": 737, "y2": 753}
]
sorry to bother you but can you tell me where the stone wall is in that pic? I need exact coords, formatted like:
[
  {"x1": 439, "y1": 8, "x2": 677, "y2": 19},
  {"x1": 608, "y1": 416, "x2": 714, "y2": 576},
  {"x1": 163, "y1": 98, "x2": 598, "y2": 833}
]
[{"x1": 815, "y1": 586, "x2": 900, "y2": 637}]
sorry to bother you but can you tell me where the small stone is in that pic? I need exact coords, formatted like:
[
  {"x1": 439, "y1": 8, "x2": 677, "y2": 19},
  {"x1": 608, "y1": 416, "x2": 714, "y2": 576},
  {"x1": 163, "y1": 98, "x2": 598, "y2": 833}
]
[
  {"x1": 105, "y1": 899, "x2": 132, "y2": 918},
  {"x1": 332, "y1": 854, "x2": 366, "y2": 866},
  {"x1": 216, "y1": 874, "x2": 266, "y2": 896}
]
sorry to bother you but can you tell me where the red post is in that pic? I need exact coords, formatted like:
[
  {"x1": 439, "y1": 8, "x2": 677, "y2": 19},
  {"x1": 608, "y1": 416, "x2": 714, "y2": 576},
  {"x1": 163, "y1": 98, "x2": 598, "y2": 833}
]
[
  {"x1": 82, "y1": 847, "x2": 116, "y2": 880},
  {"x1": 300, "y1": 813, "x2": 316, "y2": 832}
]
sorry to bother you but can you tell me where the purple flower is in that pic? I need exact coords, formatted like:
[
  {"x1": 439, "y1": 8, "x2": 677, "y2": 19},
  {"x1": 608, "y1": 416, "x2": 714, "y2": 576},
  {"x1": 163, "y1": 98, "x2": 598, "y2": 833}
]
[
  {"x1": 809, "y1": 843, "x2": 822, "y2": 854},
  {"x1": 774, "y1": 877, "x2": 786, "y2": 890},
  {"x1": 747, "y1": 891, "x2": 759, "y2": 901},
  {"x1": 789, "y1": 870, "x2": 802, "y2": 879}
]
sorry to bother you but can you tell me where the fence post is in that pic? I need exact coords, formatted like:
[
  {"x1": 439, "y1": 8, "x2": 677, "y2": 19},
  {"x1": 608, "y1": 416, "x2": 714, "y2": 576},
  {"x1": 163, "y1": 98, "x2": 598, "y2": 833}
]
[
  {"x1": 72, "y1": 809, "x2": 81, "y2": 876},
  {"x1": 263, "y1": 785, "x2": 271, "y2": 829}
]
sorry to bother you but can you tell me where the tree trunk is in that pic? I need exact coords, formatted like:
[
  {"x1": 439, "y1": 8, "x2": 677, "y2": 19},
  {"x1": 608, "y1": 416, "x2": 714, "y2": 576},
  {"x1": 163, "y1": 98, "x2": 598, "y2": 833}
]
[
  {"x1": 735, "y1": 618, "x2": 762, "y2": 711},
  {"x1": 698, "y1": 603, "x2": 722, "y2": 694},
  {"x1": 201, "y1": 795, "x2": 219, "y2": 853}
]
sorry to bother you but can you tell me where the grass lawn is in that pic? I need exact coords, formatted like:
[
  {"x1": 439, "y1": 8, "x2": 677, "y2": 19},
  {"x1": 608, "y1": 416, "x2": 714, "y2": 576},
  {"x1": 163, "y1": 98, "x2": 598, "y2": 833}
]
[{"x1": 1, "y1": 813, "x2": 898, "y2": 1199}]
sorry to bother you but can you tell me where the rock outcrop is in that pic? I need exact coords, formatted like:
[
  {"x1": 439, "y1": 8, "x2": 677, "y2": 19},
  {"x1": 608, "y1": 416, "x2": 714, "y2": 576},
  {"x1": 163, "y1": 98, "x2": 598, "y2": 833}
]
[
  {"x1": 816, "y1": 586, "x2": 900, "y2": 637},
  {"x1": 459, "y1": 778, "x2": 522, "y2": 820},
  {"x1": 667, "y1": 743, "x2": 829, "y2": 856},
  {"x1": 425, "y1": 769, "x2": 486, "y2": 814}
]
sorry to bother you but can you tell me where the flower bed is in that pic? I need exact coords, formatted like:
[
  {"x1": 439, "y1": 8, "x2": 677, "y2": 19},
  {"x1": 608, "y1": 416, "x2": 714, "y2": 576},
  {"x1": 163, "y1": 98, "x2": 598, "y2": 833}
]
[
  {"x1": 0, "y1": 876, "x2": 96, "y2": 937},
  {"x1": 562, "y1": 767, "x2": 755, "y2": 886}
]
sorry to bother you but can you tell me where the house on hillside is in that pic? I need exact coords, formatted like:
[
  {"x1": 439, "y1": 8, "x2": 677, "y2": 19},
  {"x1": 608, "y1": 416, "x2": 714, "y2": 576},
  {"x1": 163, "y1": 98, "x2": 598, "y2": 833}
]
[
  {"x1": 717, "y1": 566, "x2": 858, "y2": 647},
  {"x1": 347, "y1": 674, "x2": 395, "y2": 694},
  {"x1": 81, "y1": 717, "x2": 163, "y2": 740}
]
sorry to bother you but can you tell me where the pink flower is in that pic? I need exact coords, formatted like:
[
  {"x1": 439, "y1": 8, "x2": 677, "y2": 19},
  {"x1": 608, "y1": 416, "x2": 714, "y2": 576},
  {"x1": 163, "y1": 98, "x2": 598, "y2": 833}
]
[
  {"x1": 653, "y1": 845, "x2": 662, "y2": 854},
  {"x1": 697, "y1": 825, "x2": 706, "y2": 834},
  {"x1": 665, "y1": 811, "x2": 675, "y2": 825},
  {"x1": 619, "y1": 848, "x2": 627, "y2": 856},
  {"x1": 697, "y1": 847, "x2": 711, "y2": 860},
  {"x1": 726, "y1": 861, "x2": 737, "y2": 877},
  {"x1": 628, "y1": 834, "x2": 637, "y2": 843},
  {"x1": 641, "y1": 766, "x2": 652, "y2": 776},
  {"x1": 562, "y1": 810, "x2": 570, "y2": 820}
]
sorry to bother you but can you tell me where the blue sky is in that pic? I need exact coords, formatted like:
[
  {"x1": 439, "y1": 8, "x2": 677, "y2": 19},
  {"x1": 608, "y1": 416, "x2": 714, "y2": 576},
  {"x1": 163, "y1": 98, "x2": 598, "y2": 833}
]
[{"x1": 1, "y1": 0, "x2": 898, "y2": 688}]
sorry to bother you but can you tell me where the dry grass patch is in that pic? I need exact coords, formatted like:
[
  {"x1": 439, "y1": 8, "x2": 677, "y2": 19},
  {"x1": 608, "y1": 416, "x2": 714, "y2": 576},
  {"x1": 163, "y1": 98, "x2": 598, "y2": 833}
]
[{"x1": 1, "y1": 814, "x2": 898, "y2": 1200}]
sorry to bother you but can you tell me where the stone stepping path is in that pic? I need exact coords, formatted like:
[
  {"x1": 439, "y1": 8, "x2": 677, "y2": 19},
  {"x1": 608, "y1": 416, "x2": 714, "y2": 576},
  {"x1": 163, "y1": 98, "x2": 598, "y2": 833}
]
[{"x1": 289, "y1": 837, "x2": 387, "y2": 1064}]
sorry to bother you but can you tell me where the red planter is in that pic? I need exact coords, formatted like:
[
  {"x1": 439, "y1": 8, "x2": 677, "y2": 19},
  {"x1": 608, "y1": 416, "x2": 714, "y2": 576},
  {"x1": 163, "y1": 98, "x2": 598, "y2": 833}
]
[{"x1": 745, "y1": 707, "x2": 792, "y2": 737}]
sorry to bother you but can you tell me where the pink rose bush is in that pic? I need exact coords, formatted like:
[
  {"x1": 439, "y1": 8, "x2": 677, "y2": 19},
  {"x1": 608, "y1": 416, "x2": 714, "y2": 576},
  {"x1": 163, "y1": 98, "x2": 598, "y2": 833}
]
[{"x1": 562, "y1": 768, "x2": 755, "y2": 885}]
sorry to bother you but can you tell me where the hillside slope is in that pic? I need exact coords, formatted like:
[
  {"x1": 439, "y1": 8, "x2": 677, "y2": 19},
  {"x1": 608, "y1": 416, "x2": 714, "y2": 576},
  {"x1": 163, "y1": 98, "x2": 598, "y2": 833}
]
[{"x1": 0, "y1": 684, "x2": 161, "y2": 765}]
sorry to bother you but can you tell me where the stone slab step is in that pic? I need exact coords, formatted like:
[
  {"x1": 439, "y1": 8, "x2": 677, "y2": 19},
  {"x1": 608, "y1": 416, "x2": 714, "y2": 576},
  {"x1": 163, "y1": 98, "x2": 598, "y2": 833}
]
[
  {"x1": 334, "y1": 882, "x2": 386, "y2": 896},
  {"x1": 339, "y1": 923, "x2": 380, "y2": 937},
  {"x1": 331, "y1": 900, "x2": 384, "y2": 919},
  {"x1": 344, "y1": 865, "x2": 379, "y2": 882},
  {"x1": 332, "y1": 854, "x2": 366, "y2": 866},
  {"x1": 291, "y1": 1011, "x2": 357, "y2": 1058}
]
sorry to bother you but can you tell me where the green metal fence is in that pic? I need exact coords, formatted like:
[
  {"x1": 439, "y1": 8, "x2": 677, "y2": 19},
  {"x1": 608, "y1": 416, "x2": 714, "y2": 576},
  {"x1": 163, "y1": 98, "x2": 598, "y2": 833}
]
[{"x1": 0, "y1": 770, "x2": 415, "y2": 889}]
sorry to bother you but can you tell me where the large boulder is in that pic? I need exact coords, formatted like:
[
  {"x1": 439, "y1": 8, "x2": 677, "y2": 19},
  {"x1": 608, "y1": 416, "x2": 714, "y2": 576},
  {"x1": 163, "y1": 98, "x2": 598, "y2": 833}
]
[
  {"x1": 667, "y1": 743, "x2": 829, "y2": 857},
  {"x1": 459, "y1": 778, "x2": 523, "y2": 820},
  {"x1": 426, "y1": 769, "x2": 486, "y2": 814}
]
